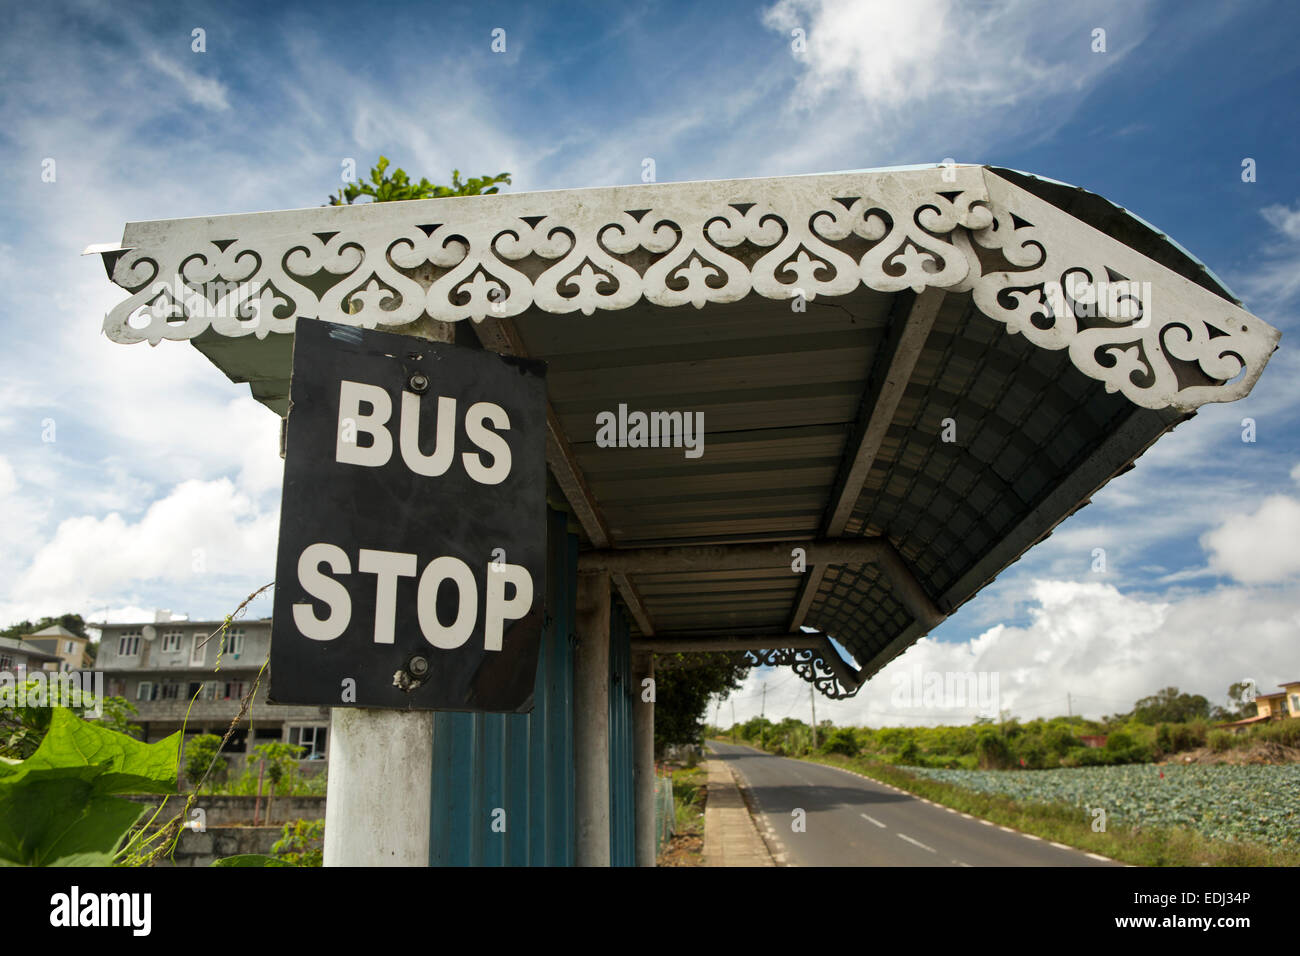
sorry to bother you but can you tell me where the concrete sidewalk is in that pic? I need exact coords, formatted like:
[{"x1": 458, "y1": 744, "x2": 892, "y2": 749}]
[{"x1": 702, "y1": 756, "x2": 776, "y2": 867}]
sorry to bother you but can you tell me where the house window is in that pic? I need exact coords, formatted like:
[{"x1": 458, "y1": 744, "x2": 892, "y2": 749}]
[
  {"x1": 190, "y1": 634, "x2": 206, "y2": 667},
  {"x1": 1292, "y1": 694, "x2": 1299, "y2": 713},
  {"x1": 160, "y1": 682, "x2": 181, "y2": 701},
  {"x1": 65, "y1": 641, "x2": 74, "y2": 653},
  {"x1": 136, "y1": 681, "x2": 155, "y2": 701},
  {"x1": 0, "y1": 655, "x2": 12, "y2": 670},
  {"x1": 224, "y1": 629, "x2": 245, "y2": 661},
  {"x1": 186, "y1": 681, "x2": 218, "y2": 701},
  {"x1": 118, "y1": 633, "x2": 141, "y2": 657},
  {"x1": 288, "y1": 725, "x2": 328, "y2": 759},
  {"x1": 161, "y1": 631, "x2": 184, "y2": 653},
  {"x1": 221, "y1": 681, "x2": 246, "y2": 701}
]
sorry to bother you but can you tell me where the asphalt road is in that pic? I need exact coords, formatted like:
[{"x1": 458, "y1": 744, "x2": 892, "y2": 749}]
[{"x1": 709, "y1": 740, "x2": 1120, "y2": 867}]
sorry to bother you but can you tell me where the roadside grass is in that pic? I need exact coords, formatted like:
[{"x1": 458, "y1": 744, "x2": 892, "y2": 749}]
[
  {"x1": 781, "y1": 749, "x2": 1300, "y2": 867},
  {"x1": 657, "y1": 764, "x2": 707, "y2": 866},
  {"x1": 672, "y1": 765, "x2": 707, "y2": 834}
]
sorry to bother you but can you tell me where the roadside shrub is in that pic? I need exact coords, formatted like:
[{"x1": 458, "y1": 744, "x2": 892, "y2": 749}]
[
  {"x1": 1102, "y1": 730, "x2": 1153, "y2": 764},
  {"x1": 823, "y1": 726, "x2": 859, "y2": 756},
  {"x1": 272, "y1": 819, "x2": 324, "y2": 867},
  {"x1": 1258, "y1": 720, "x2": 1300, "y2": 748},
  {"x1": 183, "y1": 733, "x2": 226, "y2": 788},
  {"x1": 1156, "y1": 723, "x2": 1174, "y2": 753},
  {"x1": 1016, "y1": 739, "x2": 1048, "y2": 769},
  {"x1": 1157, "y1": 721, "x2": 1208, "y2": 754},
  {"x1": 1208, "y1": 730, "x2": 1235, "y2": 753},
  {"x1": 975, "y1": 731, "x2": 1012, "y2": 769}
]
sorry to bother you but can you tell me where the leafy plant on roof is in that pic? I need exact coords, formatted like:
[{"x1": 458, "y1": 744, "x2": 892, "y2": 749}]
[{"x1": 328, "y1": 156, "x2": 511, "y2": 205}]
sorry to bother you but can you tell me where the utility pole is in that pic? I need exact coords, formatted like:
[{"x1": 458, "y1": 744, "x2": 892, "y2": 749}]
[
  {"x1": 761, "y1": 681, "x2": 767, "y2": 719},
  {"x1": 810, "y1": 685, "x2": 817, "y2": 750},
  {"x1": 1067, "y1": 692, "x2": 1072, "y2": 719},
  {"x1": 730, "y1": 699, "x2": 736, "y2": 743}
]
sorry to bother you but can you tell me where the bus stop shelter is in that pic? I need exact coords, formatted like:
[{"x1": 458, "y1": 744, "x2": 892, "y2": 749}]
[{"x1": 89, "y1": 164, "x2": 1279, "y2": 865}]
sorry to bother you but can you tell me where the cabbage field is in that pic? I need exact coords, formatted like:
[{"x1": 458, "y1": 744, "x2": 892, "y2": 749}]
[{"x1": 908, "y1": 764, "x2": 1300, "y2": 846}]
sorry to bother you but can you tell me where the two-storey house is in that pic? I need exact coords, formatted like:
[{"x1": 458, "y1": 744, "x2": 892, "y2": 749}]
[
  {"x1": 22, "y1": 624, "x2": 90, "y2": 671},
  {"x1": 95, "y1": 617, "x2": 331, "y2": 762}
]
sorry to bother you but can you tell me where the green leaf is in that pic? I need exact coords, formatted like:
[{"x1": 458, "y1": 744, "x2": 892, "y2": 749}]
[
  {"x1": 0, "y1": 772, "x2": 149, "y2": 865},
  {"x1": 212, "y1": 853, "x2": 294, "y2": 867},
  {"x1": 47, "y1": 851, "x2": 116, "y2": 867},
  {"x1": 1, "y1": 709, "x2": 180, "y2": 794},
  {"x1": 0, "y1": 710, "x2": 180, "y2": 866}
]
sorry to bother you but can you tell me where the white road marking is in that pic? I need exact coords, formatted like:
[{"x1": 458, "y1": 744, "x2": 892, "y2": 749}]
[
  {"x1": 1050, "y1": 841, "x2": 1070, "y2": 850},
  {"x1": 898, "y1": 833, "x2": 936, "y2": 853},
  {"x1": 980, "y1": 819, "x2": 995, "y2": 826},
  {"x1": 1086, "y1": 852, "x2": 1110, "y2": 861},
  {"x1": 1022, "y1": 833, "x2": 1042, "y2": 841},
  {"x1": 999, "y1": 826, "x2": 1015, "y2": 833},
  {"x1": 860, "y1": 813, "x2": 887, "y2": 829},
  {"x1": 952, "y1": 860, "x2": 972, "y2": 867}
]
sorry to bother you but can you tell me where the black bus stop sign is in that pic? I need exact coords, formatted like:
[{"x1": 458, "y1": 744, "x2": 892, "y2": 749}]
[{"x1": 270, "y1": 319, "x2": 547, "y2": 712}]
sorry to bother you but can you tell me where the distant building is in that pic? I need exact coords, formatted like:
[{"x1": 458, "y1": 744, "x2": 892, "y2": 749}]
[
  {"x1": 0, "y1": 636, "x2": 61, "y2": 675},
  {"x1": 21, "y1": 625, "x2": 91, "y2": 672},
  {"x1": 1254, "y1": 691, "x2": 1290, "y2": 720},
  {"x1": 1217, "y1": 681, "x2": 1296, "y2": 732},
  {"x1": 1281, "y1": 681, "x2": 1300, "y2": 718},
  {"x1": 95, "y1": 617, "x2": 330, "y2": 763}
]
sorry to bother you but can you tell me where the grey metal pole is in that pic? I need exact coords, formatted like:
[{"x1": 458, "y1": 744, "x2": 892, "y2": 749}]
[
  {"x1": 574, "y1": 570, "x2": 611, "y2": 866},
  {"x1": 322, "y1": 316, "x2": 451, "y2": 867},
  {"x1": 632, "y1": 650, "x2": 655, "y2": 867},
  {"x1": 810, "y1": 685, "x2": 817, "y2": 750}
]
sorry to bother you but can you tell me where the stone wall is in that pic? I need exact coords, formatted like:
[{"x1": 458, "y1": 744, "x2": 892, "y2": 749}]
[
  {"x1": 125, "y1": 793, "x2": 327, "y2": 826},
  {"x1": 162, "y1": 826, "x2": 286, "y2": 867}
]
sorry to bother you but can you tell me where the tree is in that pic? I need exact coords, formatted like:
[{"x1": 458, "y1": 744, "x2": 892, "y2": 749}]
[
  {"x1": 0, "y1": 613, "x2": 89, "y2": 641},
  {"x1": 652, "y1": 653, "x2": 749, "y2": 754},
  {"x1": 1224, "y1": 681, "x2": 1259, "y2": 719},
  {"x1": 1131, "y1": 686, "x2": 1212, "y2": 725},
  {"x1": 329, "y1": 156, "x2": 511, "y2": 205}
]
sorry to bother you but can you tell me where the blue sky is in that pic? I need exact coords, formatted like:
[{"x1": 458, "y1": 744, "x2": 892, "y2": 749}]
[{"x1": 2, "y1": 0, "x2": 1298, "y2": 724}]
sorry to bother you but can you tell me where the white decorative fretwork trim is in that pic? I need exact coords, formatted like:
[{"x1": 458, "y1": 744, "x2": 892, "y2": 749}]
[{"x1": 96, "y1": 166, "x2": 1278, "y2": 412}]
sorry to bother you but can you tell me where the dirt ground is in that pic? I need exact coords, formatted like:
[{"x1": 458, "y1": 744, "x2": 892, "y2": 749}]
[
  {"x1": 657, "y1": 831, "x2": 704, "y2": 866},
  {"x1": 1159, "y1": 741, "x2": 1300, "y2": 765}
]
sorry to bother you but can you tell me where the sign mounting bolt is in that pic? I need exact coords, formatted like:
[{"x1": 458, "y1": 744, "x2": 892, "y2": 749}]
[
  {"x1": 408, "y1": 372, "x2": 429, "y2": 393},
  {"x1": 407, "y1": 655, "x2": 430, "y2": 679}
]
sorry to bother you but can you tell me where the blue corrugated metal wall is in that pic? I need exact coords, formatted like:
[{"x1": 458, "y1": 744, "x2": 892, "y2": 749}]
[
  {"x1": 428, "y1": 507, "x2": 637, "y2": 866},
  {"x1": 608, "y1": 604, "x2": 635, "y2": 867}
]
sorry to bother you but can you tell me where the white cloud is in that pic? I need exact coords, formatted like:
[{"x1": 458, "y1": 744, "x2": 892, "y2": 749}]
[
  {"x1": 1201, "y1": 493, "x2": 1300, "y2": 584},
  {"x1": 1262, "y1": 203, "x2": 1300, "y2": 242},
  {"x1": 11, "y1": 478, "x2": 277, "y2": 615},
  {"x1": 764, "y1": 0, "x2": 1088, "y2": 112},
  {"x1": 1240, "y1": 201, "x2": 1300, "y2": 309},
  {"x1": 725, "y1": 577, "x2": 1300, "y2": 727},
  {"x1": 144, "y1": 51, "x2": 231, "y2": 112}
]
